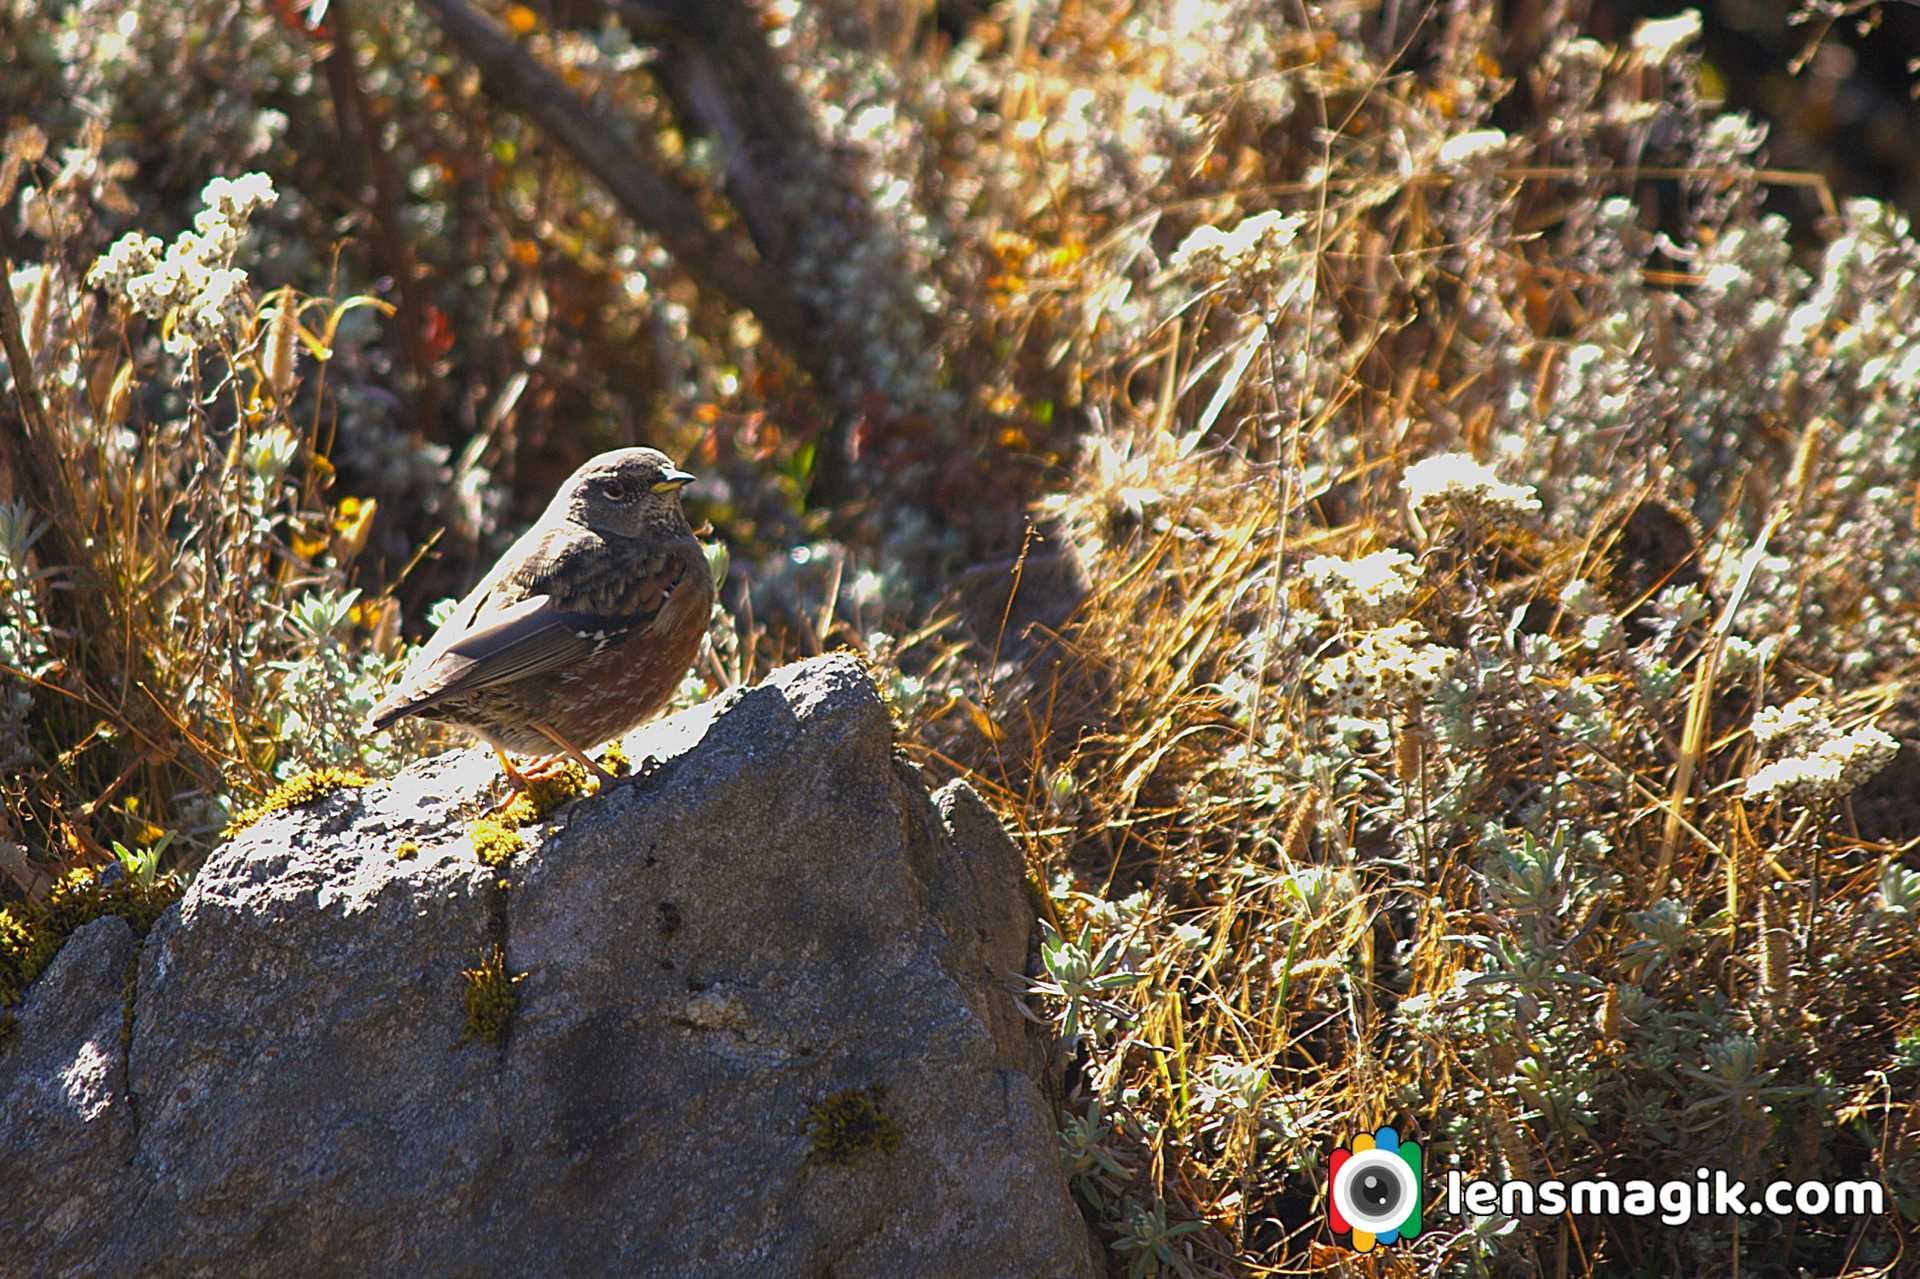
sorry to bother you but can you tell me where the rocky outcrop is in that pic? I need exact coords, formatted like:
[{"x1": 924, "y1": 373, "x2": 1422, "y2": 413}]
[{"x1": 1, "y1": 655, "x2": 1096, "y2": 1278}]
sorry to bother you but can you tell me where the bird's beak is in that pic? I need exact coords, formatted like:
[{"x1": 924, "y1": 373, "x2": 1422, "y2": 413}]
[{"x1": 655, "y1": 468, "x2": 697, "y2": 492}]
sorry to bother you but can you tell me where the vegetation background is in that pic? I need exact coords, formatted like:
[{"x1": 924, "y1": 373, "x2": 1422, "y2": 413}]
[{"x1": 2, "y1": 0, "x2": 1918, "y2": 1274}]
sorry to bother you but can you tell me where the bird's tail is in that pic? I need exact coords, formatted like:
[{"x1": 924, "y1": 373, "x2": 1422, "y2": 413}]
[{"x1": 367, "y1": 694, "x2": 409, "y2": 733}]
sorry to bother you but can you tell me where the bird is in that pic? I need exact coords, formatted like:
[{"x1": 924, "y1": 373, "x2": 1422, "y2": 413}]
[{"x1": 369, "y1": 447, "x2": 715, "y2": 791}]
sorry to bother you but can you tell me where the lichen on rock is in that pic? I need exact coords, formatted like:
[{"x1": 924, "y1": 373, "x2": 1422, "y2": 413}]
[{"x1": 806, "y1": 1084, "x2": 903, "y2": 1164}]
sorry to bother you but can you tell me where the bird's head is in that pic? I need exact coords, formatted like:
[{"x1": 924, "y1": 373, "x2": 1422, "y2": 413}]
[{"x1": 556, "y1": 447, "x2": 697, "y2": 538}]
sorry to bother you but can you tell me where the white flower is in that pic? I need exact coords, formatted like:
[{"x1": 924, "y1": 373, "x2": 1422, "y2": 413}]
[
  {"x1": 192, "y1": 207, "x2": 242, "y2": 260},
  {"x1": 1314, "y1": 620, "x2": 1461, "y2": 712},
  {"x1": 87, "y1": 232, "x2": 163, "y2": 295},
  {"x1": 1304, "y1": 549, "x2": 1420, "y2": 623},
  {"x1": 1743, "y1": 754, "x2": 1840, "y2": 804},
  {"x1": 1438, "y1": 129, "x2": 1510, "y2": 169},
  {"x1": 163, "y1": 264, "x2": 252, "y2": 354},
  {"x1": 201, "y1": 172, "x2": 277, "y2": 222},
  {"x1": 194, "y1": 266, "x2": 250, "y2": 328},
  {"x1": 98, "y1": 177, "x2": 271, "y2": 351},
  {"x1": 124, "y1": 254, "x2": 194, "y2": 319},
  {"x1": 1402, "y1": 453, "x2": 1541, "y2": 524},
  {"x1": 1745, "y1": 725, "x2": 1898, "y2": 804},
  {"x1": 1751, "y1": 697, "x2": 1826, "y2": 750},
  {"x1": 1169, "y1": 210, "x2": 1302, "y2": 278},
  {"x1": 1632, "y1": 10, "x2": 1701, "y2": 58}
]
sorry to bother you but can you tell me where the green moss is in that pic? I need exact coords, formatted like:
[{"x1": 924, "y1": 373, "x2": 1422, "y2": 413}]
[
  {"x1": 0, "y1": 866, "x2": 183, "y2": 1008},
  {"x1": 805, "y1": 1085, "x2": 903, "y2": 1165},
  {"x1": 0, "y1": 1012, "x2": 16, "y2": 1053},
  {"x1": 44, "y1": 866, "x2": 181, "y2": 936},
  {"x1": 469, "y1": 819, "x2": 525, "y2": 867},
  {"x1": 393, "y1": 841, "x2": 419, "y2": 861},
  {"x1": 459, "y1": 944, "x2": 524, "y2": 1047},
  {"x1": 0, "y1": 907, "x2": 54, "y2": 1007},
  {"x1": 224, "y1": 766, "x2": 371, "y2": 837}
]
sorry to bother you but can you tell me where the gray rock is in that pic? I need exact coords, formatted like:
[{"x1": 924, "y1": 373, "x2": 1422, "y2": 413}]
[
  {"x1": 1, "y1": 916, "x2": 140, "y2": 1264},
  {"x1": 0, "y1": 654, "x2": 1096, "y2": 1279}
]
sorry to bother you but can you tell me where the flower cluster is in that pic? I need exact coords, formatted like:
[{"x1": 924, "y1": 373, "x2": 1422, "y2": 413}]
[
  {"x1": 1750, "y1": 696, "x2": 1826, "y2": 750},
  {"x1": 1167, "y1": 209, "x2": 1302, "y2": 282},
  {"x1": 86, "y1": 171, "x2": 276, "y2": 355},
  {"x1": 0, "y1": 501, "x2": 55, "y2": 775},
  {"x1": 1302, "y1": 548, "x2": 1420, "y2": 624},
  {"x1": 1744, "y1": 699, "x2": 1899, "y2": 804},
  {"x1": 1402, "y1": 453, "x2": 1543, "y2": 526},
  {"x1": 85, "y1": 232, "x2": 162, "y2": 293},
  {"x1": 200, "y1": 172, "x2": 276, "y2": 222},
  {"x1": 1314, "y1": 620, "x2": 1462, "y2": 713}
]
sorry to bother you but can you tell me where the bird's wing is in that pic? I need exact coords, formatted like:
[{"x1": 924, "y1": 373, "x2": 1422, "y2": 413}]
[{"x1": 370, "y1": 536, "x2": 696, "y2": 727}]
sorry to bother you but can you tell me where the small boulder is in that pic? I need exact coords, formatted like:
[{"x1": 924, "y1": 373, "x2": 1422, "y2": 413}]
[{"x1": 1, "y1": 655, "x2": 1095, "y2": 1278}]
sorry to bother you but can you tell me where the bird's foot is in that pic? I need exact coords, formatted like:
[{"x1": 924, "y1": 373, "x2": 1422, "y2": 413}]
[
  {"x1": 518, "y1": 752, "x2": 580, "y2": 784},
  {"x1": 487, "y1": 747, "x2": 606, "y2": 822}
]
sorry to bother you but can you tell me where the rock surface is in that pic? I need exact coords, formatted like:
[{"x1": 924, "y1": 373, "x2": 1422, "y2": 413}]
[{"x1": 1, "y1": 655, "x2": 1096, "y2": 1279}]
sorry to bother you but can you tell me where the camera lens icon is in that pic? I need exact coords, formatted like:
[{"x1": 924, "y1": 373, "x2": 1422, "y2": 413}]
[
  {"x1": 1326, "y1": 1124, "x2": 1422, "y2": 1252},
  {"x1": 1334, "y1": 1149, "x2": 1415, "y2": 1231}
]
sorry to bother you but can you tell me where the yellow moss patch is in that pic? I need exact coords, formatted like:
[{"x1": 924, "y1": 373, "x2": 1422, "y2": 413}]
[
  {"x1": 805, "y1": 1085, "x2": 903, "y2": 1165},
  {"x1": 393, "y1": 842, "x2": 419, "y2": 862},
  {"x1": 224, "y1": 766, "x2": 371, "y2": 837},
  {"x1": 599, "y1": 741, "x2": 632, "y2": 778},
  {"x1": 469, "y1": 820, "x2": 525, "y2": 867},
  {"x1": 459, "y1": 944, "x2": 524, "y2": 1047}
]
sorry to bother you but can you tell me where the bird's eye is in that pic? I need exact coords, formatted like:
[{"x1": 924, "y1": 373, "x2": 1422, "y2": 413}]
[{"x1": 600, "y1": 479, "x2": 629, "y2": 502}]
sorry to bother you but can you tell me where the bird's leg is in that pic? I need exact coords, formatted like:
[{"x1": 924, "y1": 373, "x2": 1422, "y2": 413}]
[
  {"x1": 490, "y1": 747, "x2": 578, "y2": 793},
  {"x1": 485, "y1": 748, "x2": 540, "y2": 818},
  {"x1": 493, "y1": 748, "x2": 533, "y2": 792},
  {"x1": 531, "y1": 722, "x2": 617, "y2": 787}
]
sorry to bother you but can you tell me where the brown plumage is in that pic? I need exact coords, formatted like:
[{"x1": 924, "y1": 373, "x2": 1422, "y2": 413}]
[{"x1": 370, "y1": 448, "x2": 715, "y2": 780}]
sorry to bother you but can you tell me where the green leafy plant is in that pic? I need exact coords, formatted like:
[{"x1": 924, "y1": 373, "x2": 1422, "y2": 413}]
[{"x1": 1027, "y1": 919, "x2": 1145, "y2": 1052}]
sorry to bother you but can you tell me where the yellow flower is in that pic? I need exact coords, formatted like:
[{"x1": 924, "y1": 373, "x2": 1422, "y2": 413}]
[
  {"x1": 1047, "y1": 240, "x2": 1086, "y2": 271},
  {"x1": 331, "y1": 496, "x2": 377, "y2": 562}
]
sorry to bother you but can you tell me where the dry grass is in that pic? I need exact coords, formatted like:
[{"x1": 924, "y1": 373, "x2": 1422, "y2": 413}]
[
  {"x1": 882, "y1": 7, "x2": 1919, "y2": 1274},
  {"x1": 0, "y1": 149, "x2": 434, "y2": 889}
]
